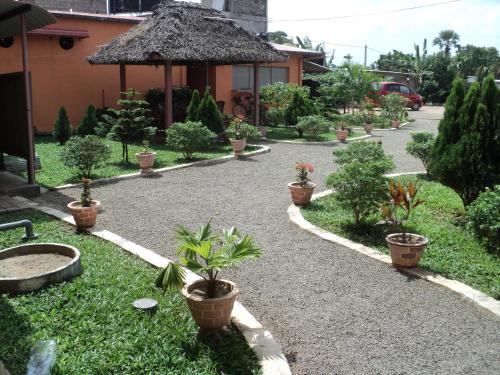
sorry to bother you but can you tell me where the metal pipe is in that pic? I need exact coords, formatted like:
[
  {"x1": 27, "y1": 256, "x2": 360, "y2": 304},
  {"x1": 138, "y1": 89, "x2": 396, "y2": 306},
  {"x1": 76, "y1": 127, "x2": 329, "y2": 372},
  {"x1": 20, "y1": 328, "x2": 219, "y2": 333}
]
[{"x1": 0, "y1": 220, "x2": 38, "y2": 241}]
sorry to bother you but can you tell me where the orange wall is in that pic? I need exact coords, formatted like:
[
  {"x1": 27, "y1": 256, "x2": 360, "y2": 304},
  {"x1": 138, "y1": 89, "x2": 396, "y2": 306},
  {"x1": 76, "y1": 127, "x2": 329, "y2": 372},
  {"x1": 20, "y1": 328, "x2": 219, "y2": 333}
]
[{"x1": 0, "y1": 16, "x2": 301, "y2": 132}]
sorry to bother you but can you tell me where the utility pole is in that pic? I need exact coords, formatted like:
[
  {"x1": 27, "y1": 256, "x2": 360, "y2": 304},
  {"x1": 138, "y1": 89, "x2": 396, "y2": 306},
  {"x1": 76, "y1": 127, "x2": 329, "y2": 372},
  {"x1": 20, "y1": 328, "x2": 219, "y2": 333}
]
[{"x1": 364, "y1": 45, "x2": 367, "y2": 67}]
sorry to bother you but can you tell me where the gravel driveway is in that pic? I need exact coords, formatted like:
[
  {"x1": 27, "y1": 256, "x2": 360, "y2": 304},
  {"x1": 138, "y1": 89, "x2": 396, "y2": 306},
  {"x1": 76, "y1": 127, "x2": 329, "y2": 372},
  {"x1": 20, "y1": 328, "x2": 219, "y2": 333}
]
[{"x1": 36, "y1": 106, "x2": 500, "y2": 375}]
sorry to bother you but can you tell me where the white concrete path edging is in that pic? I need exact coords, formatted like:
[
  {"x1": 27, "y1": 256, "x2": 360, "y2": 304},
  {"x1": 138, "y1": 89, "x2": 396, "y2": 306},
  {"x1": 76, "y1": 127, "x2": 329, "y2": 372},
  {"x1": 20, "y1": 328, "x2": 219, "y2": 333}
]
[
  {"x1": 287, "y1": 188, "x2": 500, "y2": 318},
  {"x1": 264, "y1": 134, "x2": 372, "y2": 145},
  {"x1": 12, "y1": 196, "x2": 291, "y2": 375},
  {"x1": 352, "y1": 121, "x2": 410, "y2": 132},
  {"x1": 52, "y1": 145, "x2": 270, "y2": 191}
]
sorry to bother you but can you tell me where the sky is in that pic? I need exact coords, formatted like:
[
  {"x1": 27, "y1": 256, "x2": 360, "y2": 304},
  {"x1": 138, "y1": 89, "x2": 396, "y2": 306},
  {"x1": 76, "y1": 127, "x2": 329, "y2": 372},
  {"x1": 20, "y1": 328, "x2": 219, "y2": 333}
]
[{"x1": 189, "y1": 0, "x2": 500, "y2": 66}]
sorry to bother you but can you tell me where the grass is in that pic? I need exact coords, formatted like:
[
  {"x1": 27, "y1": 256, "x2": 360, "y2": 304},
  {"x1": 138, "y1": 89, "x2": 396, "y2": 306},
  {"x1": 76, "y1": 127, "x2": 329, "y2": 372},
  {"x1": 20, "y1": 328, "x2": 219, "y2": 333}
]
[
  {"x1": 0, "y1": 210, "x2": 261, "y2": 375},
  {"x1": 22, "y1": 136, "x2": 255, "y2": 188},
  {"x1": 266, "y1": 127, "x2": 363, "y2": 142},
  {"x1": 301, "y1": 176, "x2": 500, "y2": 299}
]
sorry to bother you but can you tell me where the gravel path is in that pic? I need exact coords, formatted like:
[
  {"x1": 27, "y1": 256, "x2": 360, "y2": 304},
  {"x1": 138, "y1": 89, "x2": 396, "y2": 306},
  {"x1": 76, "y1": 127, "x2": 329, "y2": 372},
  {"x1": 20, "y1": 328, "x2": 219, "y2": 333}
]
[{"x1": 36, "y1": 107, "x2": 500, "y2": 375}]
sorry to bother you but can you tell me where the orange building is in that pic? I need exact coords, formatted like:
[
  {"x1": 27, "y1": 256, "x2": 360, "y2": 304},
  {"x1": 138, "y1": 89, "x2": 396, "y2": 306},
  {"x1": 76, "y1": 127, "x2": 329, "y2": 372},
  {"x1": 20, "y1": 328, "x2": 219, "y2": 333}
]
[{"x1": 0, "y1": 11, "x2": 318, "y2": 133}]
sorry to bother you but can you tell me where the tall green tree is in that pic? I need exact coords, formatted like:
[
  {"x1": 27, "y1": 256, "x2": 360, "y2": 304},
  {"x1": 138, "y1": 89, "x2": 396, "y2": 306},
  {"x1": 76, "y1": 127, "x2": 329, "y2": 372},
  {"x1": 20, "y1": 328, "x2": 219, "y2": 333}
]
[
  {"x1": 267, "y1": 31, "x2": 294, "y2": 45},
  {"x1": 186, "y1": 89, "x2": 201, "y2": 122},
  {"x1": 96, "y1": 89, "x2": 156, "y2": 163},
  {"x1": 454, "y1": 45, "x2": 500, "y2": 78},
  {"x1": 433, "y1": 29, "x2": 460, "y2": 56},
  {"x1": 53, "y1": 106, "x2": 72, "y2": 145},
  {"x1": 197, "y1": 91, "x2": 224, "y2": 134},
  {"x1": 76, "y1": 104, "x2": 98, "y2": 137}
]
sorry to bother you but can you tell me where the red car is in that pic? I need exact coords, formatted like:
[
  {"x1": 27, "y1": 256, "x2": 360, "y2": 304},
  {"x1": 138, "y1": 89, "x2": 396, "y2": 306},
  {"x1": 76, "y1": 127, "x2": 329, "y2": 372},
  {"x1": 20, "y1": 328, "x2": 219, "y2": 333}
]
[{"x1": 370, "y1": 82, "x2": 423, "y2": 111}]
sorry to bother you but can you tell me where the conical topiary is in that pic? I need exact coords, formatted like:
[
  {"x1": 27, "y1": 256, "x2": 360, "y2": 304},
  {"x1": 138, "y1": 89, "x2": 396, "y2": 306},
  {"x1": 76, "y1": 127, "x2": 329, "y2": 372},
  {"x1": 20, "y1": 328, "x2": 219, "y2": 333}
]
[
  {"x1": 186, "y1": 89, "x2": 201, "y2": 122},
  {"x1": 53, "y1": 106, "x2": 72, "y2": 145},
  {"x1": 198, "y1": 91, "x2": 224, "y2": 134},
  {"x1": 76, "y1": 104, "x2": 98, "y2": 136}
]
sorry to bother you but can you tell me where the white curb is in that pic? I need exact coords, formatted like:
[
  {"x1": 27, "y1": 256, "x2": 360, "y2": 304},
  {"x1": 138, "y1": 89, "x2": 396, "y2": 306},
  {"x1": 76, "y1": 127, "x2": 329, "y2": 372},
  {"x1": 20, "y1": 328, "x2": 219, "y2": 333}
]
[
  {"x1": 264, "y1": 134, "x2": 372, "y2": 145},
  {"x1": 287, "y1": 189, "x2": 500, "y2": 318},
  {"x1": 13, "y1": 196, "x2": 291, "y2": 375},
  {"x1": 352, "y1": 121, "x2": 411, "y2": 132},
  {"x1": 51, "y1": 145, "x2": 270, "y2": 191}
]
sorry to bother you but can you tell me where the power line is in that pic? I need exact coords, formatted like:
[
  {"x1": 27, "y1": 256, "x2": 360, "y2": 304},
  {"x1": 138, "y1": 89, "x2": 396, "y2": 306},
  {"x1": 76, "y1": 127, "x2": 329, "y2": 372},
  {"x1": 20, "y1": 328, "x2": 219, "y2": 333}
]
[{"x1": 267, "y1": 0, "x2": 461, "y2": 22}]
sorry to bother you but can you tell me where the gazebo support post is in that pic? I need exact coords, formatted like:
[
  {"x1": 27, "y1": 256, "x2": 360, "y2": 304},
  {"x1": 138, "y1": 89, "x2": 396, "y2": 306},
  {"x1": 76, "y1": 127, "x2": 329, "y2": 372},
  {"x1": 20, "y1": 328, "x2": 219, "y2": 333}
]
[
  {"x1": 164, "y1": 60, "x2": 173, "y2": 128},
  {"x1": 253, "y1": 62, "x2": 260, "y2": 128},
  {"x1": 119, "y1": 64, "x2": 126, "y2": 98},
  {"x1": 20, "y1": 13, "x2": 35, "y2": 185}
]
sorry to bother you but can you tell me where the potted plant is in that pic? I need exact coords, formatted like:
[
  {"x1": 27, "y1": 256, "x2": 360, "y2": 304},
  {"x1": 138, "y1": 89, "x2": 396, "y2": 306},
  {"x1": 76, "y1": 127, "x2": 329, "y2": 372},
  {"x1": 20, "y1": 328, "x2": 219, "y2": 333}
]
[
  {"x1": 379, "y1": 179, "x2": 428, "y2": 268},
  {"x1": 67, "y1": 178, "x2": 100, "y2": 229},
  {"x1": 155, "y1": 222, "x2": 261, "y2": 333},
  {"x1": 226, "y1": 115, "x2": 260, "y2": 155},
  {"x1": 288, "y1": 162, "x2": 316, "y2": 205},
  {"x1": 363, "y1": 112, "x2": 374, "y2": 134},
  {"x1": 336, "y1": 122, "x2": 348, "y2": 141},
  {"x1": 135, "y1": 139, "x2": 156, "y2": 173},
  {"x1": 365, "y1": 102, "x2": 375, "y2": 117}
]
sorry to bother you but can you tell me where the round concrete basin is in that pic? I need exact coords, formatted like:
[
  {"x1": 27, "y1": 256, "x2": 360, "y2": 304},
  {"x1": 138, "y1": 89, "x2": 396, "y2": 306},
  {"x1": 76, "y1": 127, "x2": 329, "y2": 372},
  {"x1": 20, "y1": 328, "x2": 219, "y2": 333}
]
[{"x1": 0, "y1": 243, "x2": 82, "y2": 293}]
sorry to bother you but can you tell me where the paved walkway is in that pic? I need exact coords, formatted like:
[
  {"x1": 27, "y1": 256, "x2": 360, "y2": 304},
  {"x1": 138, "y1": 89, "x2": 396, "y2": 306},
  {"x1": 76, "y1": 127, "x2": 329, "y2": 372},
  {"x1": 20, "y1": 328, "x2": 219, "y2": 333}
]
[{"x1": 36, "y1": 107, "x2": 500, "y2": 374}]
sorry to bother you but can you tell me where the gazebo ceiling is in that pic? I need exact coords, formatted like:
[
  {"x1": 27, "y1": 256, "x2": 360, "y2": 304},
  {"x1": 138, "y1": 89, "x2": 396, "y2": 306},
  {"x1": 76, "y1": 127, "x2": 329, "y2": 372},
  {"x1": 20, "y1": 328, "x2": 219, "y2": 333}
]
[
  {"x1": 88, "y1": 0, "x2": 287, "y2": 66},
  {"x1": 0, "y1": 0, "x2": 56, "y2": 38}
]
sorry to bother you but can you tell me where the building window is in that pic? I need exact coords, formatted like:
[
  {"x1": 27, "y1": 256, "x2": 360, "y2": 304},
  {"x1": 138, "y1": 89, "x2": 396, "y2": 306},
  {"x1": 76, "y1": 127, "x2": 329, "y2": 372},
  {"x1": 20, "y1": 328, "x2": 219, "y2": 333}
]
[
  {"x1": 223, "y1": 0, "x2": 232, "y2": 12},
  {"x1": 232, "y1": 66, "x2": 289, "y2": 90}
]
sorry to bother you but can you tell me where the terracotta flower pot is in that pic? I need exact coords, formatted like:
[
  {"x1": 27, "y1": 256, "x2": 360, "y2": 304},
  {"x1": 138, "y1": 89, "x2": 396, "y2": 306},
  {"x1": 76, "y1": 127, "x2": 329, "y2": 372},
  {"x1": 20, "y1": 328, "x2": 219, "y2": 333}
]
[
  {"x1": 230, "y1": 138, "x2": 247, "y2": 155},
  {"x1": 181, "y1": 279, "x2": 239, "y2": 331},
  {"x1": 391, "y1": 119, "x2": 401, "y2": 129},
  {"x1": 258, "y1": 126, "x2": 267, "y2": 138},
  {"x1": 385, "y1": 233, "x2": 428, "y2": 268},
  {"x1": 288, "y1": 182, "x2": 316, "y2": 205},
  {"x1": 67, "y1": 200, "x2": 100, "y2": 229},
  {"x1": 363, "y1": 123, "x2": 374, "y2": 133},
  {"x1": 136, "y1": 152, "x2": 156, "y2": 173},
  {"x1": 336, "y1": 129, "x2": 348, "y2": 141}
]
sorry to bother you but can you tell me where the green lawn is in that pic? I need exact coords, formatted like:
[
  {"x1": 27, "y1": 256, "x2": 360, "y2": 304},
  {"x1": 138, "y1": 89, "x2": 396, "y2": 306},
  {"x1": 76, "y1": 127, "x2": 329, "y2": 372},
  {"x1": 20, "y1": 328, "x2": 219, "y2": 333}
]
[
  {"x1": 0, "y1": 210, "x2": 261, "y2": 375},
  {"x1": 266, "y1": 127, "x2": 363, "y2": 141},
  {"x1": 301, "y1": 177, "x2": 500, "y2": 299},
  {"x1": 24, "y1": 137, "x2": 249, "y2": 188}
]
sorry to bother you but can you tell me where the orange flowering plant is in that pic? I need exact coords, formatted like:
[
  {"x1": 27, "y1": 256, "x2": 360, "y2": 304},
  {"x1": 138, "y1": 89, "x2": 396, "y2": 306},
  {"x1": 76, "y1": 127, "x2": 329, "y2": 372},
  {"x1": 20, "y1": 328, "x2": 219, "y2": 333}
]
[
  {"x1": 379, "y1": 179, "x2": 424, "y2": 243},
  {"x1": 295, "y1": 162, "x2": 314, "y2": 186}
]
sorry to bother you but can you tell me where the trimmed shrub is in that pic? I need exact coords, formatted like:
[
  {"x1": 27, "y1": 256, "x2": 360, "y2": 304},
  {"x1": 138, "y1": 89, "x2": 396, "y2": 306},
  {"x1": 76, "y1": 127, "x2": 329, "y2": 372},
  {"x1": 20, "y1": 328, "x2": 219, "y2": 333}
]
[
  {"x1": 430, "y1": 76, "x2": 500, "y2": 205},
  {"x1": 260, "y1": 82, "x2": 310, "y2": 109},
  {"x1": 60, "y1": 135, "x2": 111, "y2": 178},
  {"x1": 96, "y1": 89, "x2": 156, "y2": 164},
  {"x1": 186, "y1": 89, "x2": 201, "y2": 122},
  {"x1": 53, "y1": 106, "x2": 72, "y2": 145},
  {"x1": 297, "y1": 115, "x2": 330, "y2": 140},
  {"x1": 284, "y1": 91, "x2": 318, "y2": 125},
  {"x1": 405, "y1": 132, "x2": 435, "y2": 174},
  {"x1": 226, "y1": 118, "x2": 260, "y2": 140},
  {"x1": 165, "y1": 121, "x2": 216, "y2": 160},
  {"x1": 326, "y1": 142, "x2": 395, "y2": 225},
  {"x1": 467, "y1": 186, "x2": 500, "y2": 253},
  {"x1": 76, "y1": 104, "x2": 98, "y2": 137},
  {"x1": 198, "y1": 91, "x2": 224, "y2": 134},
  {"x1": 264, "y1": 107, "x2": 285, "y2": 127}
]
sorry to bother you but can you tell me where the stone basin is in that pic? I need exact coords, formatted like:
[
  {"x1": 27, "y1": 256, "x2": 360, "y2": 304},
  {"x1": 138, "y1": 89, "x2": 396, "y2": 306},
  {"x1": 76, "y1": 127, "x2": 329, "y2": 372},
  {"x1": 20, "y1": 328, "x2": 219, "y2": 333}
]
[{"x1": 0, "y1": 243, "x2": 82, "y2": 293}]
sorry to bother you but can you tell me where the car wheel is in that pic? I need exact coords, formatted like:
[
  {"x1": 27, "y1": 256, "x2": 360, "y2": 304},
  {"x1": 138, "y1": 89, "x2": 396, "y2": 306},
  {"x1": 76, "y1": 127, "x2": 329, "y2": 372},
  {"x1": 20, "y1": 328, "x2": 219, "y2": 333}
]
[{"x1": 411, "y1": 102, "x2": 421, "y2": 111}]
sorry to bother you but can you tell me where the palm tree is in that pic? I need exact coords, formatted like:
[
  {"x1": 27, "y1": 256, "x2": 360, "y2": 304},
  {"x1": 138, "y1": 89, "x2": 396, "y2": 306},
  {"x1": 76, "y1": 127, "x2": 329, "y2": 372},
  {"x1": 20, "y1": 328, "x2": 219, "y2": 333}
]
[
  {"x1": 410, "y1": 39, "x2": 431, "y2": 88},
  {"x1": 433, "y1": 30, "x2": 460, "y2": 55}
]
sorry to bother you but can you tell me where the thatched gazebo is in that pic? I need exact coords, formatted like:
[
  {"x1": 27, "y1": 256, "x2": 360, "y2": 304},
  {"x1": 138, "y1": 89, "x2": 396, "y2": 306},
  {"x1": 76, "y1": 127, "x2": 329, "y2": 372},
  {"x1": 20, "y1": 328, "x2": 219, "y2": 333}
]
[{"x1": 88, "y1": 0, "x2": 287, "y2": 128}]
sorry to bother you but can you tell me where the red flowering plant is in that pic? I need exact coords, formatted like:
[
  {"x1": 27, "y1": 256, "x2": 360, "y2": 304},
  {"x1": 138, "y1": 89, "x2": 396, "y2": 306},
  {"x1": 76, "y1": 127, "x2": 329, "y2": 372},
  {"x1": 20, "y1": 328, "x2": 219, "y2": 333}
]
[
  {"x1": 226, "y1": 115, "x2": 260, "y2": 140},
  {"x1": 295, "y1": 162, "x2": 314, "y2": 186}
]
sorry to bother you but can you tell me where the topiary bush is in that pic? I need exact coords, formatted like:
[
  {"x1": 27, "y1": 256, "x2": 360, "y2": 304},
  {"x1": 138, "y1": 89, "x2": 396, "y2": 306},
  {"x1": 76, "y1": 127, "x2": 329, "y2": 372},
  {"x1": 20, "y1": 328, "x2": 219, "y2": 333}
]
[
  {"x1": 165, "y1": 121, "x2": 216, "y2": 160},
  {"x1": 198, "y1": 91, "x2": 224, "y2": 134},
  {"x1": 60, "y1": 135, "x2": 111, "y2": 178},
  {"x1": 297, "y1": 115, "x2": 330, "y2": 140},
  {"x1": 284, "y1": 91, "x2": 318, "y2": 125},
  {"x1": 53, "y1": 106, "x2": 72, "y2": 145},
  {"x1": 76, "y1": 104, "x2": 98, "y2": 137},
  {"x1": 467, "y1": 186, "x2": 500, "y2": 253},
  {"x1": 405, "y1": 132, "x2": 435, "y2": 174},
  {"x1": 186, "y1": 89, "x2": 201, "y2": 122},
  {"x1": 264, "y1": 107, "x2": 286, "y2": 127},
  {"x1": 326, "y1": 142, "x2": 395, "y2": 225}
]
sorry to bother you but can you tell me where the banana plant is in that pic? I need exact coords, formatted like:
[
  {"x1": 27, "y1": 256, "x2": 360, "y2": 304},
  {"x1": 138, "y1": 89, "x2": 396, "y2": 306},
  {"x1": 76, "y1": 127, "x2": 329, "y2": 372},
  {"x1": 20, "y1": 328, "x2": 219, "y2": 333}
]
[{"x1": 155, "y1": 222, "x2": 262, "y2": 298}]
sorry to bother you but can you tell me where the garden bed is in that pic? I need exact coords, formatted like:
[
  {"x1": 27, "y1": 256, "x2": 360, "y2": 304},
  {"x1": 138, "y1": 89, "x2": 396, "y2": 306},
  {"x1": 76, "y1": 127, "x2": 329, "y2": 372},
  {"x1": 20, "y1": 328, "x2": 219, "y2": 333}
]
[
  {"x1": 0, "y1": 210, "x2": 261, "y2": 375},
  {"x1": 266, "y1": 127, "x2": 363, "y2": 142},
  {"x1": 301, "y1": 176, "x2": 499, "y2": 299}
]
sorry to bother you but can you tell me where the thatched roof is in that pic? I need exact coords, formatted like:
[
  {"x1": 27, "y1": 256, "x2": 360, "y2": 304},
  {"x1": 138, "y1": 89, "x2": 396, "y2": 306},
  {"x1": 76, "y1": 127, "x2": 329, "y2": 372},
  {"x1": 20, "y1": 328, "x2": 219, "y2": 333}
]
[{"x1": 88, "y1": 1, "x2": 287, "y2": 66}]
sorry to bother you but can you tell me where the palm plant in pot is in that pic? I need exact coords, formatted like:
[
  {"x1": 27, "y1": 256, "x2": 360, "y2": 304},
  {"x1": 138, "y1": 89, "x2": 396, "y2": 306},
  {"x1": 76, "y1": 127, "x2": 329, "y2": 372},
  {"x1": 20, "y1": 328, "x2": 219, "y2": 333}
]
[
  {"x1": 67, "y1": 178, "x2": 100, "y2": 229},
  {"x1": 136, "y1": 139, "x2": 157, "y2": 173},
  {"x1": 336, "y1": 121, "x2": 348, "y2": 141},
  {"x1": 288, "y1": 162, "x2": 316, "y2": 205},
  {"x1": 226, "y1": 115, "x2": 260, "y2": 155},
  {"x1": 379, "y1": 179, "x2": 428, "y2": 268},
  {"x1": 156, "y1": 222, "x2": 261, "y2": 333}
]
